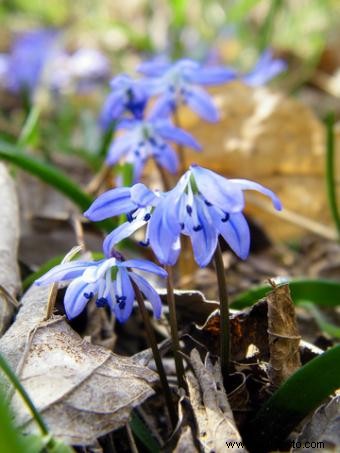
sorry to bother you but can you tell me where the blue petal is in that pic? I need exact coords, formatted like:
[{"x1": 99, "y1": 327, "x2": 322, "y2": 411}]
[
  {"x1": 242, "y1": 50, "x2": 287, "y2": 86},
  {"x1": 114, "y1": 268, "x2": 135, "y2": 322},
  {"x1": 84, "y1": 187, "x2": 137, "y2": 221},
  {"x1": 187, "y1": 197, "x2": 218, "y2": 267},
  {"x1": 210, "y1": 210, "x2": 250, "y2": 259},
  {"x1": 186, "y1": 66, "x2": 237, "y2": 85},
  {"x1": 129, "y1": 272, "x2": 162, "y2": 319},
  {"x1": 103, "y1": 219, "x2": 147, "y2": 257},
  {"x1": 130, "y1": 183, "x2": 159, "y2": 207},
  {"x1": 154, "y1": 121, "x2": 201, "y2": 150},
  {"x1": 148, "y1": 94, "x2": 176, "y2": 119},
  {"x1": 184, "y1": 86, "x2": 219, "y2": 122},
  {"x1": 35, "y1": 261, "x2": 92, "y2": 285},
  {"x1": 190, "y1": 166, "x2": 245, "y2": 213},
  {"x1": 229, "y1": 179, "x2": 282, "y2": 211},
  {"x1": 100, "y1": 91, "x2": 125, "y2": 129},
  {"x1": 148, "y1": 198, "x2": 181, "y2": 266},
  {"x1": 120, "y1": 259, "x2": 167, "y2": 278},
  {"x1": 106, "y1": 132, "x2": 135, "y2": 165},
  {"x1": 64, "y1": 278, "x2": 97, "y2": 319},
  {"x1": 137, "y1": 57, "x2": 171, "y2": 76},
  {"x1": 155, "y1": 142, "x2": 179, "y2": 174}
]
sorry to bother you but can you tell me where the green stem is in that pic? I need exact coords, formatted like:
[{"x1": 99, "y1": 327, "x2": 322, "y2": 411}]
[
  {"x1": 258, "y1": 0, "x2": 283, "y2": 52},
  {"x1": 132, "y1": 281, "x2": 177, "y2": 429},
  {"x1": 173, "y1": 108, "x2": 186, "y2": 175},
  {"x1": 325, "y1": 112, "x2": 340, "y2": 240},
  {"x1": 165, "y1": 266, "x2": 186, "y2": 390},
  {"x1": 213, "y1": 242, "x2": 230, "y2": 381},
  {"x1": 0, "y1": 353, "x2": 49, "y2": 436}
]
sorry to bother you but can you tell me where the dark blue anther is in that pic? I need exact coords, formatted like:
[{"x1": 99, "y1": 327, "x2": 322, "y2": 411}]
[
  {"x1": 180, "y1": 222, "x2": 185, "y2": 230},
  {"x1": 84, "y1": 292, "x2": 94, "y2": 300},
  {"x1": 134, "y1": 149, "x2": 140, "y2": 157},
  {"x1": 221, "y1": 213, "x2": 230, "y2": 223},
  {"x1": 127, "y1": 208, "x2": 138, "y2": 223},
  {"x1": 193, "y1": 224, "x2": 202, "y2": 232},
  {"x1": 143, "y1": 213, "x2": 151, "y2": 221},
  {"x1": 204, "y1": 200, "x2": 212, "y2": 207},
  {"x1": 186, "y1": 205, "x2": 192, "y2": 216},
  {"x1": 96, "y1": 297, "x2": 108, "y2": 308},
  {"x1": 139, "y1": 239, "x2": 150, "y2": 247}
]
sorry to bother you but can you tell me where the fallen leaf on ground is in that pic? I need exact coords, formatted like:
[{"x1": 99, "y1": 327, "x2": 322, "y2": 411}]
[
  {"x1": 267, "y1": 283, "x2": 301, "y2": 386},
  {"x1": 0, "y1": 163, "x2": 20, "y2": 335},
  {"x1": 186, "y1": 349, "x2": 246, "y2": 453},
  {"x1": 294, "y1": 396, "x2": 340, "y2": 452}
]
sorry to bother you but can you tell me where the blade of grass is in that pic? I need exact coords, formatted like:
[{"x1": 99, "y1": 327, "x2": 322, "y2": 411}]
[
  {"x1": 130, "y1": 411, "x2": 160, "y2": 453},
  {"x1": 299, "y1": 301, "x2": 340, "y2": 339},
  {"x1": 258, "y1": 0, "x2": 283, "y2": 52},
  {"x1": 17, "y1": 105, "x2": 40, "y2": 148},
  {"x1": 0, "y1": 140, "x2": 116, "y2": 232},
  {"x1": 232, "y1": 278, "x2": 340, "y2": 309},
  {"x1": 245, "y1": 344, "x2": 340, "y2": 452},
  {"x1": 325, "y1": 112, "x2": 340, "y2": 240}
]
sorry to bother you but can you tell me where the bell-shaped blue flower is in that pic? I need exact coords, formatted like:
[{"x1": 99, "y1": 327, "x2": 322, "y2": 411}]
[
  {"x1": 84, "y1": 165, "x2": 282, "y2": 267},
  {"x1": 35, "y1": 253, "x2": 167, "y2": 323},
  {"x1": 100, "y1": 74, "x2": 150, "y2": 129},
  {"x1": 138, "y1": 58, "x2": 236, "y2": 122},
  {"x1": 106, "y1": 114, "x2": 201, "y2": 182}
]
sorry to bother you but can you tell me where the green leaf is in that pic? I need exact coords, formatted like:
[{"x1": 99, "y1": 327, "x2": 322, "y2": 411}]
[
  {"x1": 0, "y1": 140, "x2": 116, "y2": 232},
  {"x1": 299, "y1": 301, "x2": 340, "y2": 339},
  {"x1": 18, "y1": 105, "x2": 40, "y2": 148},
  {"x1": 232, "y1": 278, "x2": 340, "y2": 309},
  {"x1": 0, "y1": 387, "x2": 27, "y2": 453},
  {"x1": 228, "y1": 0, "x2": 262, "y2": 22},
  {"x1": 130, "y1": 411, "x2": 160, "y2": 453},
  {"x1": 246, "y1": 344, "x2": 340, "y2": 452},
  {"x1": 169, "y1": 0, "x2": 187, "y2": 26}
]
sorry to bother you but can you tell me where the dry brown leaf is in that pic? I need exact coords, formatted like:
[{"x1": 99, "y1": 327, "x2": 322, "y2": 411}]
[
  {"x1": 294, "y1": 396, "x2": 340, "y2": 452},
  {"x1": 186, "y1": 349, "x2": 247, "y2": 453},
  {"x1": 0, "y1": 285, "x2": 157, "y2": 445},
  {"x1": 174, "y1": 426, "x2": 198, "y2": 453},
  {"x1": 267, "y1": 283, "x2": 301, "y2": 386},
  {"x1": 0, "y1": 163, "x2": 20, "y2": 335},
  {"x1": 10, "y1": 317, "x2": 156, "y2": 445},
  {"x1": 177, "y1": 81, "x2": 339, "y2": 240}
]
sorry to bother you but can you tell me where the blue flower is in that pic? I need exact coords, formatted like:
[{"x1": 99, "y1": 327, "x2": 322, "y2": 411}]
[
  {"x1": 100, "y1": 74, "x2": 149, "y2": 129},
  {"x1": 138, "y1": 58, "x2": 236, "y2": 122},
  {"x1": 6, "y1": 29, "x2": 57, "y2": 96},
  {"x1": 35, "y1": 254, "x2": 167, "y2": 323},
  {"x1": 106, "y1": 114, "x2": 201, "y2": 182},
  {"x1": 84, "y1": 165, "x2": 282, "y2": 267},
  {"x1": 242, "y1": 49, "x2": 287, "y2": 86}
]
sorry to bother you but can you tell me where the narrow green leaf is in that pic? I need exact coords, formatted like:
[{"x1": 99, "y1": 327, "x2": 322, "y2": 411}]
[
  {"x1": 18, "y1": 105, "x2": 40, "y2": 148},
  {"x1": 325, "y1": 112, "x2": 340, "y2": 240},
  {"x1": 299, "y1": 301, "x2": 340, "y2": 339},
  {"x1": 232, "y1": 278, "x2": 340, "y2": 309},
  {"x1": 246, "y1": 344, "x2": 340, "y2": 452},
  {"x1": 0, "y1": 387, "x2": 27, "y2": 453},
  {"x1": 258, "y1": 0, "x2": 283, "y2": 52},
  {"x1": 228, "y1": 0, "x2": 262, "y2": 22},
  {"x1": 169, "y1": 0, "x2": 187, "y2": 26},
  {"x1": 130, "y1": 411, "x2": 160, "y2": 453},
  {"x1": 0, "y1": 140, "x2": 116, "y2": 232}
]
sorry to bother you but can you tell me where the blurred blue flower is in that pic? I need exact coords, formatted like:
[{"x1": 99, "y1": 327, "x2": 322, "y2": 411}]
[
  {"x1": 84, "y1": 165, "x2": 282, "y2": 267},
  {"x1": 242, "y1": 49, "x2": 287, "y2": 86},
  {"x1": 138, "y1": 58, "x2": 236, "y2": 122},
  {"x1": 100, "y1": 74, "x2": 149, "y2": 129},
  {"x1": 6, "y1": 29, "x2": 58, "y2": 96},
  {"x1": 35, "y1": 253, "x2": 167, "y2": 323},
  {"x1": 106, "y1": 114, "x2": 201, "y2": 182}
]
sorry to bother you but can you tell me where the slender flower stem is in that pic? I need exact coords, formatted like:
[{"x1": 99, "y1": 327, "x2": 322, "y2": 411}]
[
  {"x1": 0, "y1": 353, "x2": 49, "y2": 436},
  {"x1": 213, "y1": 242, "x2": 230, "y2": 381},
  {"x1": 165, "y1": 266, "x2": 186, "y2": 390},
  {"x1": 325, "y1": 112, "x2": 340, "y2": 241},
  {"x1": 173, "y1": 108, "x2": 186, "y2": 175},
  {"x1": 131, "y1": 281, "x2": 177, "y2": 429}
]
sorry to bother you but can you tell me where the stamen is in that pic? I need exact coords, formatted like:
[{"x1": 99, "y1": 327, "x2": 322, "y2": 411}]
[
  {"x1": 221, "y1": 213, "x2": 230, "y2": 223},
  {"x1": 143, "y1": 213, "x2": 151, "y2": 221},
  {"x1": 186, "y1": 205, "x2": 192, "y2": 216},
  {"x1": 204, "y1": 200, "x2": 212, "y2": 207},
  {"x1": 134, "y1": 149, "x2": 140, "y2": 157},
  {"x1": 139, "y1": 239, "x2": 150, "y2": 247},
  {"x1": 180, "y1": 222, "x2": 185, "y2": 230},
  {"x1": 96, "y1": 297, "x2": 108, "y2": 307},
  {"x1": 84, "y1": 292, "x2": 94, "y2": 300},
  {"x1": 193, "y1": 224, "x2": 202, "y2": 232},
  {"x1": 127, "y1": 208, "x2": 138, "y2": 223}
]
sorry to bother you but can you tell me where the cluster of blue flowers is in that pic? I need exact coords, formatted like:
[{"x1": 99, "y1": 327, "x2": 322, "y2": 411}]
[{"x1": 36, "y1": 51, "x2": 284, "y2": 323}]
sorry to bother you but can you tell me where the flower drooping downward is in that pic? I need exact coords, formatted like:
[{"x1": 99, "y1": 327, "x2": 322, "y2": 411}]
[
  {"x1": 85, "y1": 165, "x2": 282, "y2": 267},
  {"x1": 35, "y1": 252, "x2": 167, "y2": 323}
]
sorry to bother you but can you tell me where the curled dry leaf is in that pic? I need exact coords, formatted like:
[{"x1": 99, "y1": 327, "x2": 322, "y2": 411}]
[
  {"x1": 267, "y1": 283, "x2": 301, "y2": 387},
  {"x1": 294, "y1": 396, "x2": 340, "y2": 452},
  {"x1": 174, "y1": 426, "x2": 198, "y2": 453},
  {"x1": 186, "y1": 349, "x2": 247, "y2": 453},
  {"x1": 0, "y1": 285, "x2": 157, "y2": 446},
  {"x1": 0, "y1": 163, "x2": 20, "y2": 335},
  {"x1": 178, "y1": 81, "x2": 339, "y2": 240}
]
